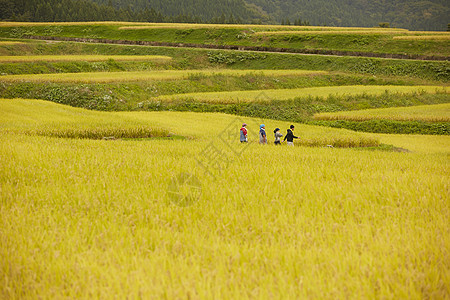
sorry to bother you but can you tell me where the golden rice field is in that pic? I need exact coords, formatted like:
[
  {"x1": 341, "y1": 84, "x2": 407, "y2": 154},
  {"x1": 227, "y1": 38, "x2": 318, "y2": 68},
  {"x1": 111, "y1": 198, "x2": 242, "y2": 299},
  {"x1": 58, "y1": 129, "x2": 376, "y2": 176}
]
[
  {"x1": 115, "y1": 24, "x2": 415, "y2": 33},
  {"x1": 117, "y1": 24, "x2": 408, "y2": 31},
  {"x1": 1, "y1": 24, "x2": 449, "y2": 298},
  {"x1": 157, "y1": 85, "x2": 449, "y2": 103},
  {"x1": 376, "y1": 134, "x2": 450, "y2": 153},
  {"x1": 114, "y1": 24, "x2": 447, "y2": 36},
  {"x1": 392, "y1": 35, "x2": 450, "y2": 40},
  {"x1": 314, "y1": 103, "x2": 450, "y2": 122},
  {"x1": 0, "y1": 99, "x2": 377, "y2": 147},
  {"x1": 254, "y1": 30, "x2": 450, "y2": 40},
  {"x1": 0, "y1": 69, "x2": 327, "y2": 83},
  {"x1": 0, "y1": 21, "x2": 149, "y2": 27},
  {"x1": 0, "y1": 21, "x2": 408, "y2": 32},
  {"x1": 1, "y1": 98, "x2": 449, "y2": 298},
  {"x1": 254, "y1": 30, "x2": 409, "y2": 35},
  {"x1": 0, "y1": 55, "x2": 172, "y2": 63},
  {"x1": 0, "y1": 41, "x2": 24, "y2": 45}
]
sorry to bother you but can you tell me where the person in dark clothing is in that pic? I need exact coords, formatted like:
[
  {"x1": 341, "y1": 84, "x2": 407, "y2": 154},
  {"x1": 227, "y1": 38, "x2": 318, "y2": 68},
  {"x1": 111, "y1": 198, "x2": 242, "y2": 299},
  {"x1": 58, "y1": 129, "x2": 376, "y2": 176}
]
[{"x1": 283, "y1": 125, "x2": 299, "y2": 146}]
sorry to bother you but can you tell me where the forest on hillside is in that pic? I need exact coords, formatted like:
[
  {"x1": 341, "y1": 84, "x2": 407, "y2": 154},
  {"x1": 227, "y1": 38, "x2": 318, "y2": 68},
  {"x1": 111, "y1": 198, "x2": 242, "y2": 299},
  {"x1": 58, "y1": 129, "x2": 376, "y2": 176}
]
[
  {"x1": 0, "y1": 0, "x2": 448, "y2": 30},
  {"x1": 247, "y1": 0, "x2": 449, "y2": 30},
  {"x1": 0, "y1": 0, "x2": 260, "y2": 24}
]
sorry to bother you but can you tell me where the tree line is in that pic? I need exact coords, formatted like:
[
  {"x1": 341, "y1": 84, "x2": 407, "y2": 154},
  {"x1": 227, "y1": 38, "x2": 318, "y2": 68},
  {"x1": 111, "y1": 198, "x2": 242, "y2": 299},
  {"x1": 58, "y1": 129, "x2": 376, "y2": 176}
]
[
  {"x1": 0, "y1": 0, "x2": 256, "y2": 23},
  {"x1": 0, "y1": 0, "x2": 448, "y2": 30},
  {"x1": 246, "y1": 0, "x2": 449, "y2": 30}
]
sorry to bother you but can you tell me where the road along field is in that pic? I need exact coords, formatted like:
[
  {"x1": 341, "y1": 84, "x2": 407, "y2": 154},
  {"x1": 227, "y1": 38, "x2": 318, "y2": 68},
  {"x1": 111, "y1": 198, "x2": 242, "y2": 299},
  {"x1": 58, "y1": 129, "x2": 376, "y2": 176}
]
[{"x1": 1, "y1": 98, "x2": 449, "y2": 298}]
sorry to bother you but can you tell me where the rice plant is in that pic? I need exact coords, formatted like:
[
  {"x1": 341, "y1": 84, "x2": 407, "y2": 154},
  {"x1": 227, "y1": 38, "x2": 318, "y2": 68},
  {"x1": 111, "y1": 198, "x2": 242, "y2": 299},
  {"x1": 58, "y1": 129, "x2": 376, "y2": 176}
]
[
  {"x1": 314, "y1": 103, "x2": 450, "y2": 122},
  {"x1": 0, "y1": 69, "x2": 327, "y2": 83},
  {"x1": 157, "y1": 85, "x2": 449, "y2": 104},
  {"x1": 0, "y1": 55, "x2": 172, "y2": 63},
  {"x1": 0, "y1": 98, "x2": 448, "y2": 299}
]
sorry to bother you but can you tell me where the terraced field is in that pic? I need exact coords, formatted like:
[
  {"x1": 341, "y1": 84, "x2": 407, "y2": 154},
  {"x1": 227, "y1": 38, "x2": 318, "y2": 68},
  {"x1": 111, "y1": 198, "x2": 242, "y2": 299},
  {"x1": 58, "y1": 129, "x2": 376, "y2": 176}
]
[
  {"x1": 1, "y1": 21, "x2": 449, "y2": 57},
  {"x1": 157, "y1": 85, "x2": 448, "y2": 103},
  {"x1": 0, "y1": 69, "x2": 326, "y2": 83},
  {"x1": 0, "y1": 55, "x2": 172, "y2": 63},
  {"x1": 314, "y1": 103, "x2": 450, "y2": 122},
  {"x1": 0, "y1": 22, "x2": 449, "y2": 299}
]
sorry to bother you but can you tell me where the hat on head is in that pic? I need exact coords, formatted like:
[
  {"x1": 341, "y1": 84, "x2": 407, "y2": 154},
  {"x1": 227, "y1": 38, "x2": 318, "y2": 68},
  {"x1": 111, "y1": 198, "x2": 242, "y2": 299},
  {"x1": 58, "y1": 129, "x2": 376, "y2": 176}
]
[
  {"x1": 260, "y1": 124, "x2": 265, "y2": 128},
  {"x1": 242, "y1": 123, "x2": 247, "y2": 126}
]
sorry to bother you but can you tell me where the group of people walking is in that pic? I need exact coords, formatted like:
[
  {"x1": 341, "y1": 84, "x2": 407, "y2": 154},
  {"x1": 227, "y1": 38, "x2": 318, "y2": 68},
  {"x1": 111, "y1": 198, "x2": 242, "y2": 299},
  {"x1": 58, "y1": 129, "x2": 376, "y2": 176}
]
[{"x1": 240, "y1": 123, "x2": 300, "y2": 146}]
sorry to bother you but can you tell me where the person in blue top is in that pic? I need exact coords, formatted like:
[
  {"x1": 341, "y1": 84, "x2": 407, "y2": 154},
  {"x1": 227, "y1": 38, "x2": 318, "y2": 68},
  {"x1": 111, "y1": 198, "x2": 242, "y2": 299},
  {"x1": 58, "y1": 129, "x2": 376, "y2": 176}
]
[{"x1": 259, "y1": 124, "x2": 267, "y2": 144}]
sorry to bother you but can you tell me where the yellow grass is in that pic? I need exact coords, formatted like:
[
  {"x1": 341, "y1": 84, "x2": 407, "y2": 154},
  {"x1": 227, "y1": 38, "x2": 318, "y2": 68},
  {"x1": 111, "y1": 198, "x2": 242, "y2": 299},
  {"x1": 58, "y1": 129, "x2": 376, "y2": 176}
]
[
  {"x1": 157, "y1": 85, "x2": 449, "y2": 104},
  {"x1": 0, "y1": 98, "x2": 376, "y2": 147},
  {"x1": 114, "y1": 23, "x2": 409, "y2": 31},
  {"x1": 0, "y1": 21, "x2": 153, "y2": 27},
  {"x1": 0, "y1": 98, "x2": 449, "y2": 298},
  {"x1": 255, "y1": 30, "x2": 407, "y2": 35},
  {"x1": 314, "y1": 103, "x2": 450, "y2": 122},
  {"x1": 0, "y1": 69, "x2": 327, "y2": 83},
  {"x1": 0, "y1": 41, "x2": 25, "y2": 45},
  {"x1": 393, "y1": 35, "x2": 450, "y2": 40},
  {"x1": 119, "y1": 24, "x2": 278, "y2": 30},
  {"x1": 378, "y1": 134, "x2": 450, "y2": 153},
  {"x1": 0, "y1": 21, "x2": 407, "y2": 31},
  {"x1": 0, "y1": 55, "x2": 172, "y2": 63},
  {"x1": 395, "y1": 31, "x2": 450, "y2": 35}
]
